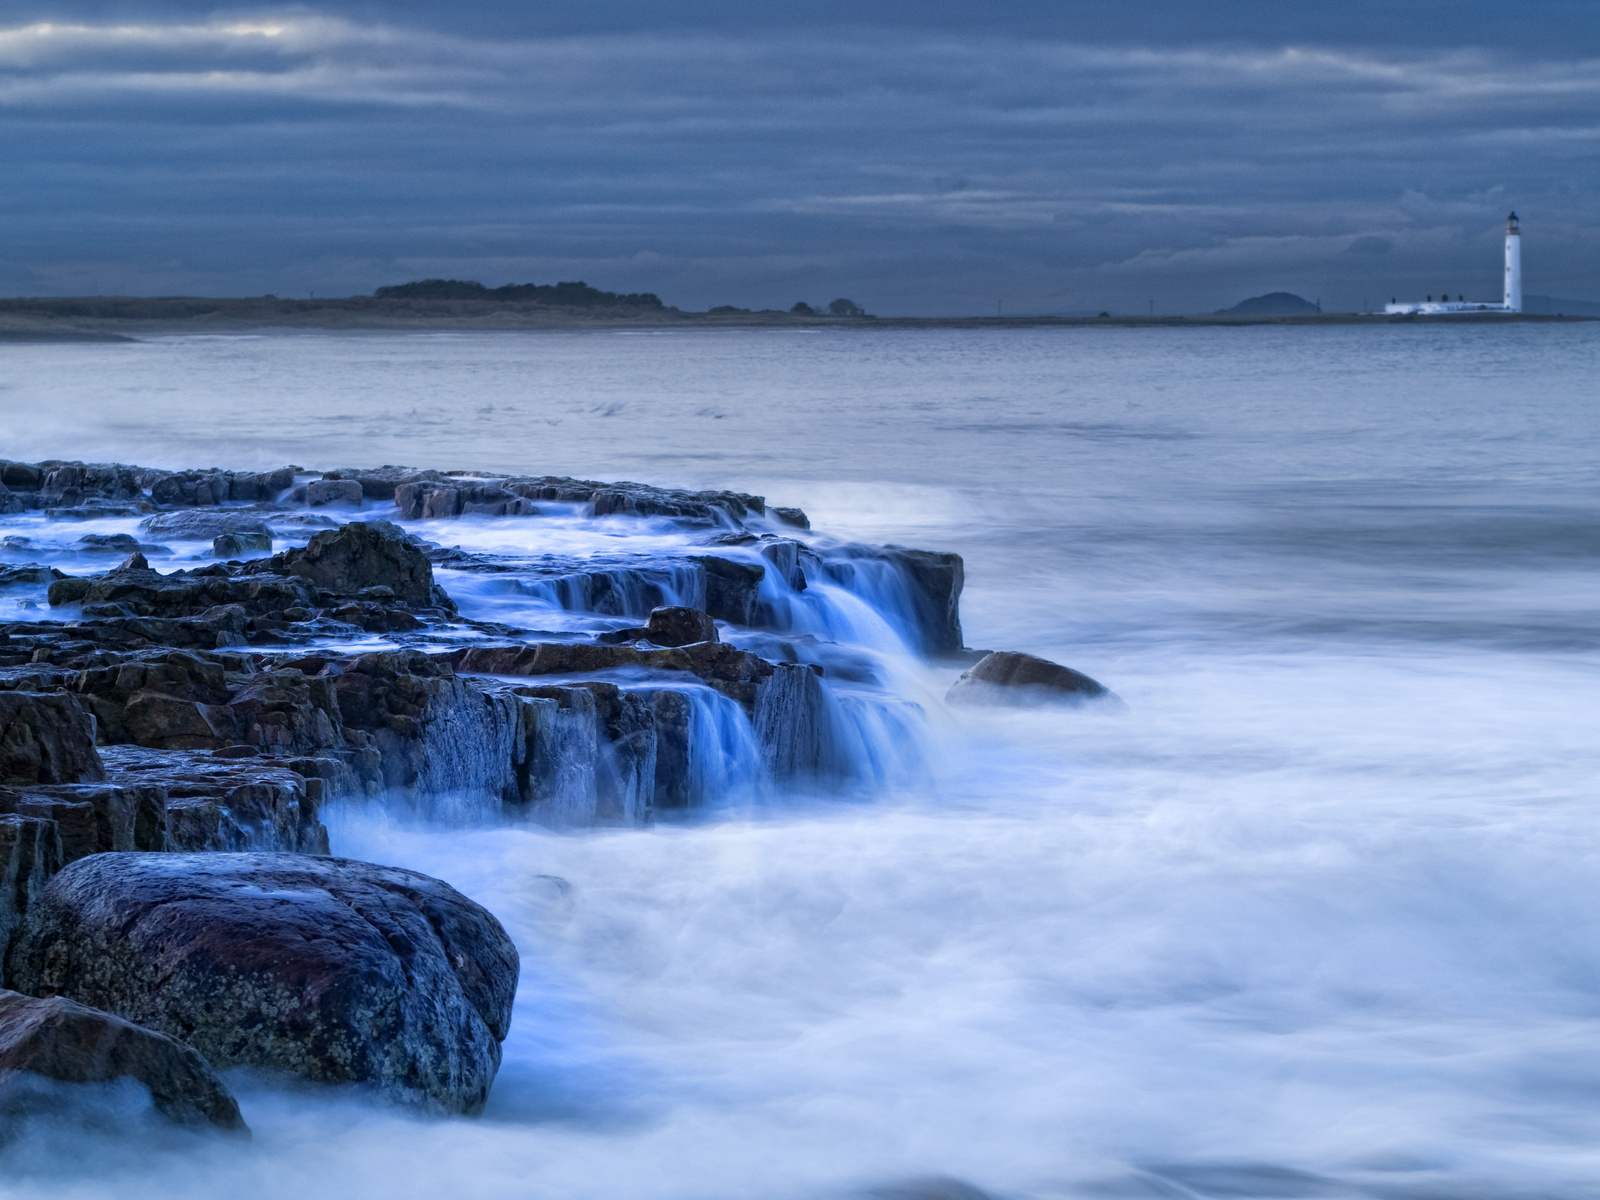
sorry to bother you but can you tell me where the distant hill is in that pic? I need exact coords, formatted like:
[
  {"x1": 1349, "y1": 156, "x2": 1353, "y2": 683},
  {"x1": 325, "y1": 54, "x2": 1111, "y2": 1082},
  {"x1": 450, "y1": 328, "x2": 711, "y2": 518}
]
[
  {"x1": 373, "y1": 279, "x2": 665, "y2": 309},
  {"x1": 1219, "y1": 292, "x2": 1321, "y2": 315},
  {"x1": 1524, "y1": 294, "x2": 1600, "y2": 316}
]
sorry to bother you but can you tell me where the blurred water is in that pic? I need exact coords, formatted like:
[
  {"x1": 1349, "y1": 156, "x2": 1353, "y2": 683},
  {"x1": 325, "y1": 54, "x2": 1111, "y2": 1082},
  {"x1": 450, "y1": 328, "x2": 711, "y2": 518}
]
[{"x1": 3, "y1": 323, "x2": 1600, "y2": 1198}]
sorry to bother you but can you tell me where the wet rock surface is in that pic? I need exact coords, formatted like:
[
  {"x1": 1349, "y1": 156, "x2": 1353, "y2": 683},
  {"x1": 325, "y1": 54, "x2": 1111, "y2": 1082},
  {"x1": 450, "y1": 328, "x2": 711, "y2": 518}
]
[
  {"x1": 0, "y1": 988, "x2": 245, "y2": 1131},
  {"x1": 7, "y1": 853, "x2": 519, "y2": 1115}
]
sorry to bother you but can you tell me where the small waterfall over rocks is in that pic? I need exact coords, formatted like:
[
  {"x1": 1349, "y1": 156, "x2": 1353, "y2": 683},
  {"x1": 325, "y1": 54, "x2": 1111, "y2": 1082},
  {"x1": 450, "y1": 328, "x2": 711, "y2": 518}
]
[{"x1": 0, "y1": 459, "x2": 966, "y2": 841}]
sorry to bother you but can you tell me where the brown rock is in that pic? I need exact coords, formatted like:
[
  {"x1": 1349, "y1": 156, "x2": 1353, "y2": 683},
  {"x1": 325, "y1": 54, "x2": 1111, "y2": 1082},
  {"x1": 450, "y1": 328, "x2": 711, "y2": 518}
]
[{"x1": 945, "y1": 651, "x2": 1117, "y2": 707}]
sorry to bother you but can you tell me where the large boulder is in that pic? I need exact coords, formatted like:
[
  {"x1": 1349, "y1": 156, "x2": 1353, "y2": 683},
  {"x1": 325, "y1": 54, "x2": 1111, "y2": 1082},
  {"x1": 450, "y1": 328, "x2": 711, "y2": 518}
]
[
  {"x1": 0, "y1": 693, "x2": 105, "y2": 785},
  {"x1": 945, "y1": 651, "x2": 1118, "y2": 707},
  {"x1": 0, "y1": 989, "x2": 245, "y2": 1131},
  {"x1": 7, "y1": 853, "x2": 519, "y2": 1115}
]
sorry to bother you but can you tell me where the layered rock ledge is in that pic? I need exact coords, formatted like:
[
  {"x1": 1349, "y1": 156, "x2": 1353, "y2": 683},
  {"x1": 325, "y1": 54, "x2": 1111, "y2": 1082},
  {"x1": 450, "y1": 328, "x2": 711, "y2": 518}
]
[{"x1": 0, "y1": 456, "x2": 974, "y2": 1125}]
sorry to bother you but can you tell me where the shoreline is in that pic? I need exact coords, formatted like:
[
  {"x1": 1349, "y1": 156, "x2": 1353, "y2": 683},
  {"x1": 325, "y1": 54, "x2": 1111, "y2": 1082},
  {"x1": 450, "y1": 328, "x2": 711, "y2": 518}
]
[{"x1": 0, "y1": 298, "x2": 1592, "y2": 340}]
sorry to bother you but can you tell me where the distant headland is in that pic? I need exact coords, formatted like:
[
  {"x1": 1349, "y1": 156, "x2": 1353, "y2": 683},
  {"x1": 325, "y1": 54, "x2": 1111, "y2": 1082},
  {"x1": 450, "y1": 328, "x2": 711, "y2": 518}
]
[{"x1": 0, "y1": 277, "x2": 1591, "y2": 341}]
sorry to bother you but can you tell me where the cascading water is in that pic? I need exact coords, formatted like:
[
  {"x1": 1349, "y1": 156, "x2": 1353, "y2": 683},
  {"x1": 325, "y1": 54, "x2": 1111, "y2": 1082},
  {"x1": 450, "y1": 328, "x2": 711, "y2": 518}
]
[
  {"x1": 510, "y1": 563, "x2": 707, "y2": 619},
  {"x1": 521, "y1": 691, "x2": 603, "y2": 825}
]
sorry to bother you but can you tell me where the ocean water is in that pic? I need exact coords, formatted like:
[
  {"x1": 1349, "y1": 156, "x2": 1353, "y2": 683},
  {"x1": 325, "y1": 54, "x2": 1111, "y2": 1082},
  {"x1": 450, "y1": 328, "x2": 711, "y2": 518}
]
[{"x1": 3, "y1": 323, "x2": 1600, "y2": 1198}]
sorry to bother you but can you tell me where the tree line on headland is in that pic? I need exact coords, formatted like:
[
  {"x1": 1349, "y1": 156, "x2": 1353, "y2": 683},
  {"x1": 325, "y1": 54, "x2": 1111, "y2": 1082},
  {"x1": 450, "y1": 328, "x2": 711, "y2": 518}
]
[
  {"x1": 379, "y1": 278, "x2": 872, "y2": 317},
  {"x1": 373, "y1": 278, "x2": 667, "y2": 309}
]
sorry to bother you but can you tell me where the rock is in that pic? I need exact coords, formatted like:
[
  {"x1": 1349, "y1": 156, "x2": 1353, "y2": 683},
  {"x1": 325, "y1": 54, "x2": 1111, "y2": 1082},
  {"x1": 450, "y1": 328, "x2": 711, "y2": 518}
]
[
  {"x1": 770, "y1": 506, "x2": 810, "y2": 529},
  {"x1": 876, "y1": 546, "x2": 965, "y2": 657},
  {"x1": 8, "y1": 852, "x2": 520, "y2": 1115},
  {"x1": 0, "y1": 464, "x2": 42, "y2": 491},
  {"x1": 50, "y1": 562, "x2": 316, "y2": 623},
  {"x1": 321, "y1": 466, "x2": 446, "y2": 501},
  {"x1": 305, "y1": 479, "x2": 363, "y2": 508},
  {"x1": 0, "y1": 781, "x2": 166, "y2": 864},
  {"x1": 251, "y1": 521, "x2": 446, "y2": 609},
  {"x1": 688, "y1": 555, "x2": 765, "y2": 625},
  {"x1": 0, "y1": 989, "x2": 245, "y2": 1131},
  {"x1": 145, "y1": 468, "x2": 294, "y2": 508},
  {"x1": 0, "y1": 564, "x2": 65, "y2": 588},
  {"x1": 0, "y1": 693, "x2": 105, "y2": 785},
  {"x1": 452, "y1": 639, "x2": 775, "y2": 710},
  {"x1": 106, "y1": 748, "x2": 329, "y2": 855},
  {"x1": 945, "y1": 651, "x2": 1117, "y2": 707},
  {"x1": 212, "y1": 531, "x2": 273, "y2": 558},
  {"x1": 140, "y1": 511, "x2": 274, "y2": 541},
  {"x1": 0, "y1": 815, "x2": 62, "y2": 962},
  {"x1": 759, "y1": 540, "x2": 808, "y2": 591},
  {"x1": 75, "y1": 534, "x2": 141, "y2": 554},
  {"x1": 607, "y1": 606, "x2": 717, "y2": 647},
  {"x1": 225, "y1": 468, "x2": 297, "y2": 503}
]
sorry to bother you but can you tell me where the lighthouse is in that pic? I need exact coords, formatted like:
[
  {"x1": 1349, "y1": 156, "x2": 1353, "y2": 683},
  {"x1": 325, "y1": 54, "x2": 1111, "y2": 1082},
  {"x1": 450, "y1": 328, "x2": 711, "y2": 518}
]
[
  {"x1": 1503, "y1": 212, "x2": 1522, "y2": 312},
  {"x1": 1384, "y1": 213, "x2": 1524, "y2": 315}
]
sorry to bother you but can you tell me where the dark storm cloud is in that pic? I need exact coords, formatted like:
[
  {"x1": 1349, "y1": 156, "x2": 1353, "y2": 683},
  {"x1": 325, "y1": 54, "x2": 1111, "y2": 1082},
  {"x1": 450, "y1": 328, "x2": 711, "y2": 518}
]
[{"x1": 0, "y1": 4, "x2": 1597, "y2": 313}]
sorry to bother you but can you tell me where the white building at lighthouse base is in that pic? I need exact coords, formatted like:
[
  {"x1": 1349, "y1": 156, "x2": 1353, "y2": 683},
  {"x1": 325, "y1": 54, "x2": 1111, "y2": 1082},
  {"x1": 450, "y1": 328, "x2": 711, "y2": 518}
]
[{"x1": 1384, "y1": 299, "x2": 1512, "y2": 315}]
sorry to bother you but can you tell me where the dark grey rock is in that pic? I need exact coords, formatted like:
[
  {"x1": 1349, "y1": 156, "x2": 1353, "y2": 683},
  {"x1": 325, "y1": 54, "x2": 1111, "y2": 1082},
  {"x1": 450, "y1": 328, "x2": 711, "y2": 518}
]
[
  {"x1": 760, "y1": 540, "x2": 808, "y2": 591},
  {"x1": 874, "y1": 546, "x2": 965, "y2": 657},
  {"x1": 249, "y1": 521, "x2": 447, "y2": 610},
  {"x1": 212, "y1": 531, "x2": 273, "y2": 558},
  {"x1": 0, "y1": 989, "x2": 245, "y2": 1131},
  {"x1": 601, "y1": 606, "x2": 718, "y2": 648},
  {"x1": 945, "y1": 651, "x2": 1117, "y2": 707},
  {"x1": 0, "y1": 693, "x2": 105, "y2": 785},
  {"x1": 321, "y1": 466, "x2": 447, "y2": 501},
  {"x1": 7, "y1": 852, "x2": 520, "y2": 1114},
  {"x1": 0, "y1": 564, "x2": 65, "y2": 588},
  {"x1": 305, "y1": 479, "x2": 363, "y2": 508},
  {"x1": 688, "y1": 555, "x2": 765, "y2": 625},
  {"x1": 75, "y1": 534, "x2": 141, "y2": 554},
  {"x1": 0, "y1": 815, "x2": 61, "y2": 964}
]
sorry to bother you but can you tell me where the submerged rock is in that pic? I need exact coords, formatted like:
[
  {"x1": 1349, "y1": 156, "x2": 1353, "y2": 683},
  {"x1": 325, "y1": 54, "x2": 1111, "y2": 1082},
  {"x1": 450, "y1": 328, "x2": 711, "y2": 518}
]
[
  {"x1": 945, "y1": 651, "x2": 1118, "y2": 707},
  {"x1": 7, "y1": 852, "x2": 520, "y2": 1115},
  {"x1": 0, "y1": 989, "x2": 245, "y2": 1132}
]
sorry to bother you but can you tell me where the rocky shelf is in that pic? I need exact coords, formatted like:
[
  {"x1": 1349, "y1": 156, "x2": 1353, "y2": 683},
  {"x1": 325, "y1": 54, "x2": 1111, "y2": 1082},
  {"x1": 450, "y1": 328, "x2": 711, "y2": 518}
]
[{"x1": 0, "y1": 457, "x2": 969, "y2": 1130}]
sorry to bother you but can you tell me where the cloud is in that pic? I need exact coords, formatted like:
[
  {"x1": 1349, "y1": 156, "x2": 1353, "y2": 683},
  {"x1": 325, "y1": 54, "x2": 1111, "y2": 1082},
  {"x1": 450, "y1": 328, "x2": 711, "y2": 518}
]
[{"x1": 0, "y1": 12, "x2": 1596, "y2": 311}]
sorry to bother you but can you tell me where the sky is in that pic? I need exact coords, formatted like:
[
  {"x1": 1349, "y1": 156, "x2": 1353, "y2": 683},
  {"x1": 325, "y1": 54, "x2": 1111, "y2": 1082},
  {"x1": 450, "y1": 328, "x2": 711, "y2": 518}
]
[{"x1": 1, "y1": 1, "x2": 1597, "y2": 315}]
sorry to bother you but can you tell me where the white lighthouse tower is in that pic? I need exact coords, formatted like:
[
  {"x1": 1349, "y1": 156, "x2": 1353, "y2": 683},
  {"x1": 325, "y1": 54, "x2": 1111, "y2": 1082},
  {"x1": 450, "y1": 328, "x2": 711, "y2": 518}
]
[
  {"x1": 1503, "y1": 212, "x2": 1522, "y2": 312},
  {"x1": 1385, "y1": 212, "x2": 1524, "y2": 315}
]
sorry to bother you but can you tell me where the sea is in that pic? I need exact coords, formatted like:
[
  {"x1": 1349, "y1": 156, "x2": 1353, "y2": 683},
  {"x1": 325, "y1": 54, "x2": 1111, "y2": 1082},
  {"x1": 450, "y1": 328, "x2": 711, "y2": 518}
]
[{"x1": 2, "y1": 322, "x2": 1599, "y2": 1199}]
